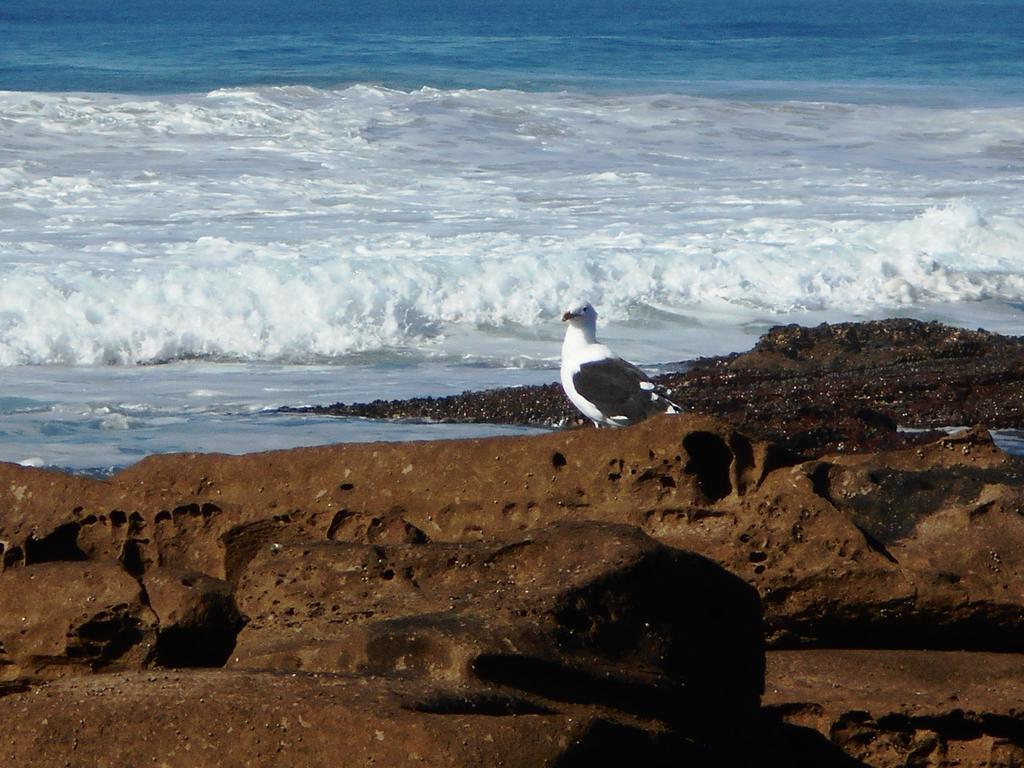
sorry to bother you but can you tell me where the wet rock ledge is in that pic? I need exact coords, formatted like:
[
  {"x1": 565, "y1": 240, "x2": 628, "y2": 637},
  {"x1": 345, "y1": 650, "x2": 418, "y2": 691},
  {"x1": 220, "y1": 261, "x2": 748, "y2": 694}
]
[
  {"x1": 294, "y1": 318, "x2": 1024, "y2": 456},
  {"x1": 3, "y1": 412, "x2": 1024, "y2": 766}
]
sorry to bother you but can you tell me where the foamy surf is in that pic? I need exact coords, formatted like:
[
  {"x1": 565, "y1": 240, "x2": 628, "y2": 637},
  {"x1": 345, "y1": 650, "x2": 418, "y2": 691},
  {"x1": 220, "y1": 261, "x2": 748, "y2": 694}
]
[{"x1": 1, "y1": 86, "x2": 1023, "y2": 366}]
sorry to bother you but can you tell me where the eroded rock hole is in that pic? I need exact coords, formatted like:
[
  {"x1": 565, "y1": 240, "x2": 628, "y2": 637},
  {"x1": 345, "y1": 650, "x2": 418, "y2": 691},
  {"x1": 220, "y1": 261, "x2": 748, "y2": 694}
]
[
  {"x1": 72, "y1": 612, "x2": 146, "y2": 666},
  {"x1": 729, "y1": 433, "x2": 757, "y2": 493},
  {"x1": 152, "y1": 604, "x2": 245, "y2": 669},
  {"x1": 24, "y1": 523, "x2": 87, "y2": 564},
  {"x1": 682, "y1": 432, "x2": 733, "y2": 502},
  {"x1": 120, "y1": 539, "x2": 147, "y2": 577},
  {"x1": 2, "y1": 546, "x2": 23, "y2": 568},
  {"x1": 809, "y1": 463, "x2": 834, "y2": 504},
  {"x1": 552, "y1": 452, "x2": 567, "y2": 469},
  {"x1": 222, "y1": 519, "x2": 291, "y2": 584},
  {"x1": 326, "y1": 509, "x2": 352, "y2": 540}
]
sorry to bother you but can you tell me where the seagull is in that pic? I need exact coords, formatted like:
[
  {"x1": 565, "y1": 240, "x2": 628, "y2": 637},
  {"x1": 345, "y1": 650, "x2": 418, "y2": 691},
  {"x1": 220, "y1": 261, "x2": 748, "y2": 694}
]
[{"x1": 560, "y1": 301, "x2": 681, "y2": 427}]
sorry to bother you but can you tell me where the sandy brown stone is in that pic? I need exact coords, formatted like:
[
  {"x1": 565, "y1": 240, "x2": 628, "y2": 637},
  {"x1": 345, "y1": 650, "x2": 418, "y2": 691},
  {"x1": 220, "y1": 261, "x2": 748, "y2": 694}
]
[
  {"x1": 143, "y1": 568, "x2": 245, "y2": 668},
  {"x1": 3, "y1": 417, "x2": 1024, "y2": 653},
  {"x1": 0, "y1": 413, "x2": 784, "y2": 580},
  {"x1": 230, "y1": 522, "x2": 765, "y2": 730},
  {"x1": 765, "y1": 649, "x2": 1024, "y2": 768},
  {"x1": 0, "y1": 561, "x2": 156, "y2": 682},
  {"x1": 5, "y1": 400, "x2": 1024, "y2": 765},
  {"x1": 668, "y1": 427, "x2": 1024, "y2": 649},
  {"x1": 0, "y1": 669, "x2": 687, "y2": 767}
]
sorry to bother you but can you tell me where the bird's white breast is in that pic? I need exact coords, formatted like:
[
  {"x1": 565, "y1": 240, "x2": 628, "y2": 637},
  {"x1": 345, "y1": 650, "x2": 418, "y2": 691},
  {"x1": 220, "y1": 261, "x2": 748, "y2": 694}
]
[{"x1": 560, "y1": 329, "x2": 620, "y2": 425}]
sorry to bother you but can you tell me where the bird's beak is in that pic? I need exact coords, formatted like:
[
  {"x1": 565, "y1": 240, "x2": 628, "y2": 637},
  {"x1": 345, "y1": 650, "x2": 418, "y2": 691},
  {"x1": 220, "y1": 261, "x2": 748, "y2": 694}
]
[{"x1": 562, "y1": 311, "x2": 577, "y2": 322}]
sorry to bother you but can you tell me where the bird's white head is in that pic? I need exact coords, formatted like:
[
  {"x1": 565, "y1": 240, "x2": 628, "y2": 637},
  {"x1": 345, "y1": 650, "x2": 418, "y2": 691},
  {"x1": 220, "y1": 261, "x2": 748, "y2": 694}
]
[{"x1": 561, "y1": 301, "x2": 598, "y2": 343}]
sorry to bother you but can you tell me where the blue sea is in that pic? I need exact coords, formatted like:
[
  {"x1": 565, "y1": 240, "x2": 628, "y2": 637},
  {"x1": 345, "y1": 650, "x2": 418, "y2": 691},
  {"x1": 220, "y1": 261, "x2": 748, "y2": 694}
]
[
  {"x1": 2, "y1": 0, "x2": 1024, "y2": 471},
  {"x1": 3, "y1": 0, "x2": 1024, "y2": 99}
]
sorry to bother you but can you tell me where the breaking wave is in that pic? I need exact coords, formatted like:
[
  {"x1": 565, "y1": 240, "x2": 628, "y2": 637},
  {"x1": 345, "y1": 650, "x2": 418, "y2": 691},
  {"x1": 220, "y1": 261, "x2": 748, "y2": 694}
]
[{"x1": 1, "y1": 86, "x2": 1022, "y2": 364}]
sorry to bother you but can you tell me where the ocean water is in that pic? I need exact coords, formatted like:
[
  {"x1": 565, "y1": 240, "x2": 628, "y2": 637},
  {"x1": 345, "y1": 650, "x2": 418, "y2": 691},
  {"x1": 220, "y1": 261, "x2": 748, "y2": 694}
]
[{"x1": 2, "y1": 0, "x2": 1023, "y2": 471}]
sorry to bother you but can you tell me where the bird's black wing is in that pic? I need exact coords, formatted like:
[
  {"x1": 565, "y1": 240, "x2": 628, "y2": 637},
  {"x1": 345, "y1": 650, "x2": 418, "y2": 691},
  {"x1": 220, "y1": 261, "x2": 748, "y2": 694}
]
[{"x1": 572, "y1": 357, "x2": 677, "y2": 424}]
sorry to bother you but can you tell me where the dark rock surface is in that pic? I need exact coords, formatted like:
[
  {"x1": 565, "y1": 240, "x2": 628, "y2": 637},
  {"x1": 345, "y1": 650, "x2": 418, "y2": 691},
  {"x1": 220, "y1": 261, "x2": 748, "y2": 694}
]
[
  {"x1": 300, "y1": 381, "x2": 574, "y2": 427},
  {"x1": 677, "y1": 319, "x2": 1024, "y2": 455},
  {"x1": 293, "y1": 319, "x2": 1024, "y2": 456}
]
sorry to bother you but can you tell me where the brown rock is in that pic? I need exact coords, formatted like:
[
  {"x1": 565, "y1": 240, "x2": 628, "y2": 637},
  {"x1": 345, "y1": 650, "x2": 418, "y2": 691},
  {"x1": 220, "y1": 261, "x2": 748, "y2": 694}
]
[
  {"x1": 765, "y1": 649, "x2": 1024, "y2": 768},
  {"x1": 231, "y1": 522, "x2": 765, "y2": 731},
  {"x1": 660, "y1": 427, "x2": 1024, "y2": 649},
  {"x1": 0, "y1": 561, "x2": 156, "y2": 681},
  {"x1": 3, "y1": 417, "x2": 1024, "y2": 653},
  {"x1": 5, "y1": 407, "x2": 1024, "y2": 764},
  {"x1": 0, "y1": 670, "x2": 687, "y2": 767},
  {"x1": 808, "y1": 428, "x2": 1024, "y2": 648},
  {"x1": 0, "y1": 413, "x2": 787, "y2": 580},
  {"x1": 142, "y1": 568, "x2": 245, "y2": 668}
]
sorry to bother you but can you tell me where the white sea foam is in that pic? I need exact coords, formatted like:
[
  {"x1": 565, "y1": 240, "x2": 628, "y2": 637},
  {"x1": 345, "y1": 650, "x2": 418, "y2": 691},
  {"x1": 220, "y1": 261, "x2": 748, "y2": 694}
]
[{"x1": 1, "y1": 86, "x2": 1023, "y2": 365}]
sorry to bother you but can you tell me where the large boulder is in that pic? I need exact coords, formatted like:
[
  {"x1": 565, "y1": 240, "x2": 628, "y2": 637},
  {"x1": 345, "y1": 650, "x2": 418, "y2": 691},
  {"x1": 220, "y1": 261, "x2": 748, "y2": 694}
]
[
  {"x1": 0, "y1": 414, "x2": 789, "y2": 580},
  {"x1": 142, "y1": 568, "x2": 246, "y2": 668},
  {"x1": 231, "y1": 522, "x2": 765, "y2": 734},
  {"x1": 0, "y1": 561, "x2": 157, "y2": 681},
  {"x1": 631, "y1": 426, "x2": 1024, "y2": 650},
  {"x1": 4, "y1": 418, "x2": 1024, "y2": 653}
]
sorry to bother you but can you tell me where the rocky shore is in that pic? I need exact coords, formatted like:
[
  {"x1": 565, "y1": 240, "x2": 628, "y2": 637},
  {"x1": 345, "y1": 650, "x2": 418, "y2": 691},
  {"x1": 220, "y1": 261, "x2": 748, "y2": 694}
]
[
  {"x1": 296, "y1": 318, "x2": 1024, "y2": 456},
  {"x1": 3, "y1": 319, "x2": 1024, "y2": 766}
]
